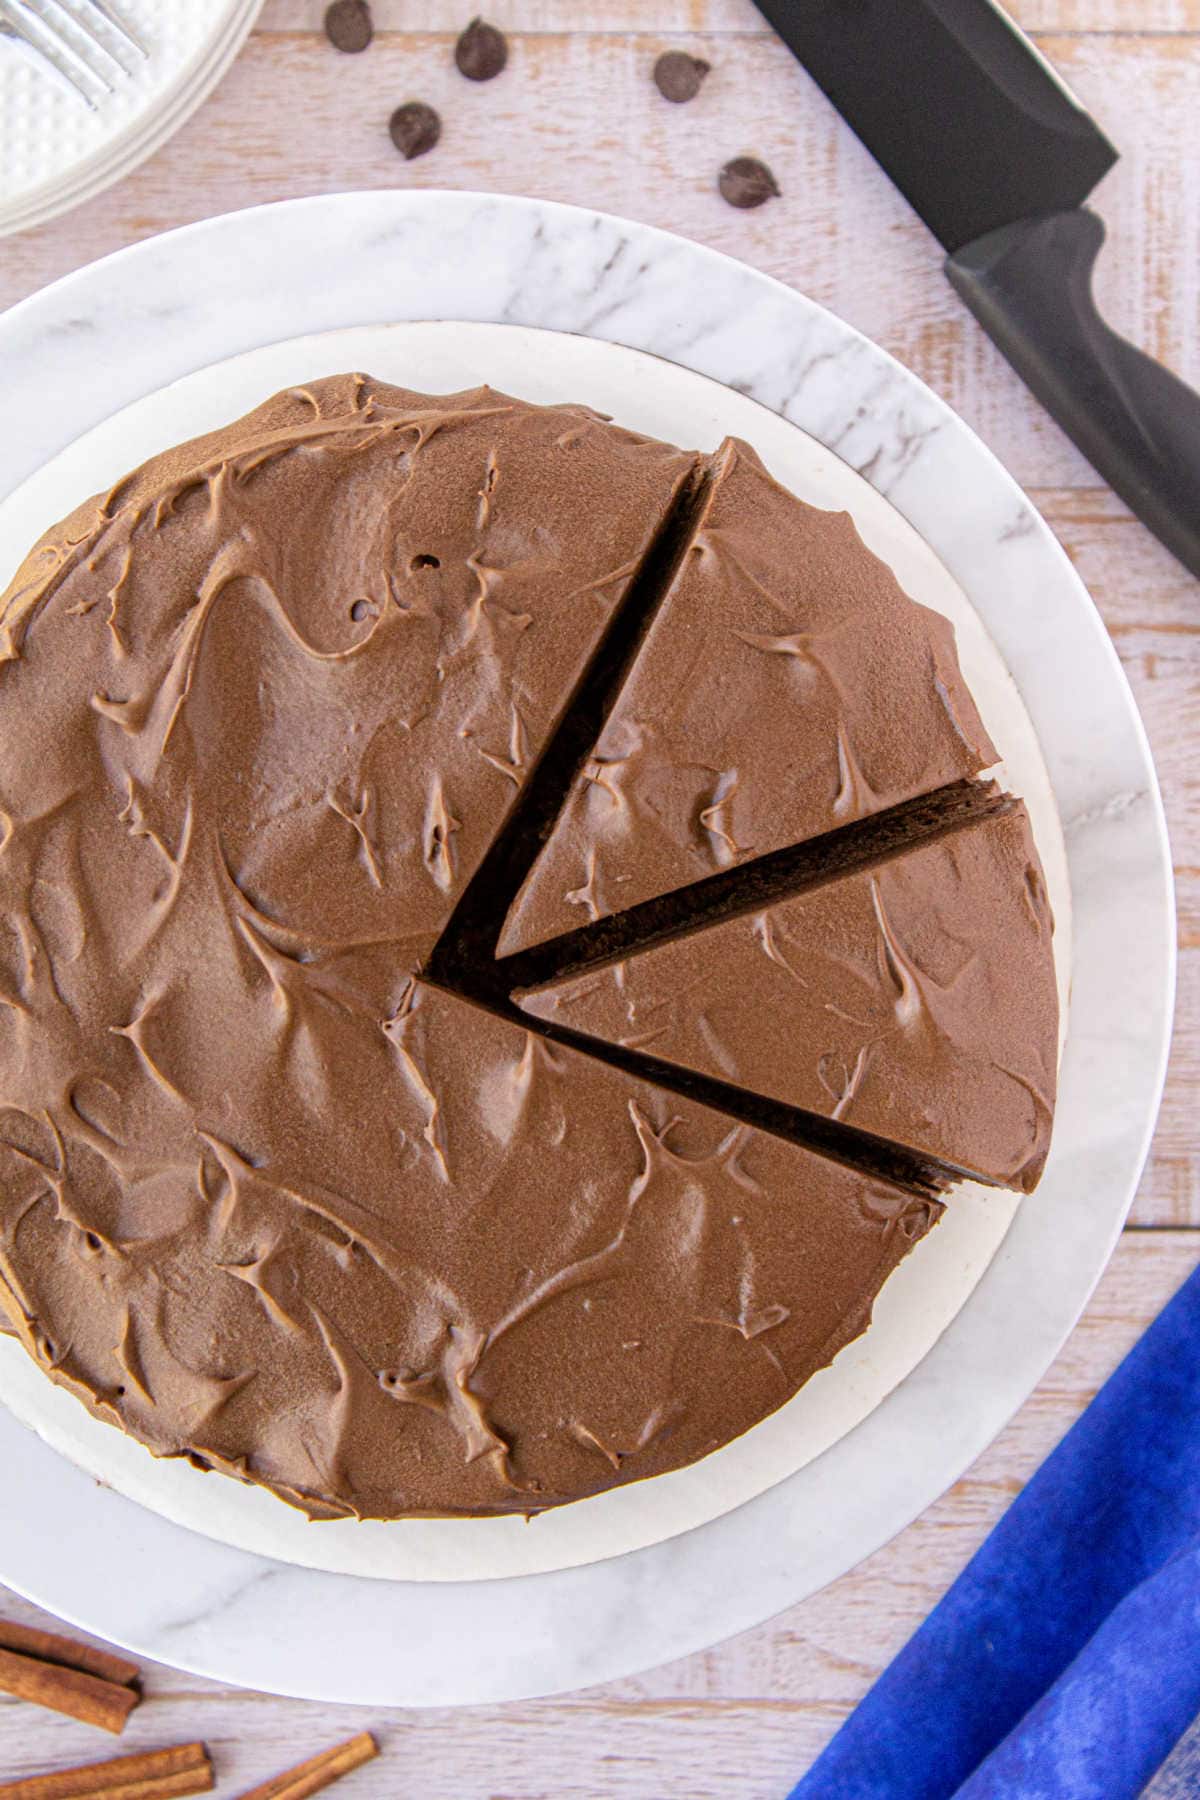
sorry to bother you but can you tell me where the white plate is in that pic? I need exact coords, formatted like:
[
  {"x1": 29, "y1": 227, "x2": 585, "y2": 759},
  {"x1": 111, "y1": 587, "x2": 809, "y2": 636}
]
[
  {"x1": 0, "y1": 193, "x2": 1173, "y2": 1704},
  {"x1": 0, "y1": 0, "x2": 260, "y2": 239},
  {"x1": 0, "y1": 319, "x2": 1071, "y2": 1586}
]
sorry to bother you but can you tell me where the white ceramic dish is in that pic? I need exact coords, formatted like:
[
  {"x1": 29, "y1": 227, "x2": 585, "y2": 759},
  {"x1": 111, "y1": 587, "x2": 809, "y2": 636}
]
[
  {"x1": 0, "y1": 319, "x2": 1070, "y2": 1585},
  {"x1": 0, "y1": 194, "x2": 1173, "y2": 1705},
  {"x1": 0, "y1": 0, "x2": 261, "y2": 238}
]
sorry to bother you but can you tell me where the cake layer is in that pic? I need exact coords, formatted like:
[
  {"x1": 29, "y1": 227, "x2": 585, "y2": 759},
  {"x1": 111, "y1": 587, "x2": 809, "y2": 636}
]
[
  {"x1": 498, "y1": 437, "x2": 997, "y2": 955},
  {"x1": 0, "y1": 374, "x2": 699, "y2": 957},
  {"x1": 498, "y1": 778, "x2": 1012, "y2": 994},
  {"x1": 0, "y1": 978, "x2": 938, "y2": 1519},
  {"x1": 517, "y1": 807, "x2": 1058, "y2": 1192}
]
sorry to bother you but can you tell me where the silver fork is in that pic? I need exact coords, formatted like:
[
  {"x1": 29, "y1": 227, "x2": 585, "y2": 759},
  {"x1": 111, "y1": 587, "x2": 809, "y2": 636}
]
[
  {"x1": 34, "y1": 0, "x2": 148, "y2": 62},
  {"x1": 0, "y1": 0, "x2": 146, "y2": 110}
]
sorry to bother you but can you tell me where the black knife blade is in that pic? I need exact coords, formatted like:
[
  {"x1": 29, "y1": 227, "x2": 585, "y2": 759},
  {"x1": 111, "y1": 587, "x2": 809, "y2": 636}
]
[
  {"x1": 753, "y1": 0, "x2": 1117, "y2": 252},
  {"x1": 753, "y1": 0, "x2": 1200, "y2": 582}
]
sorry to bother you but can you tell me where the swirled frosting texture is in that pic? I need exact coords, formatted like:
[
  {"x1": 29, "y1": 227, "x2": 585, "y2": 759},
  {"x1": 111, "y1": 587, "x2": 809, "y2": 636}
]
[
  {"x1": 0, "y1": 969, "x2": 936, "y2": 1517},
  {"x1": 0, "y1": 375, "x2": 940, "y2": 1519},
  {"x1": 518, "y1": 808, "x2": 1059, "y2": 1192},
  {"x1": 499, "y1": 438, "x2": 998, "y2": 955},
  {"x1": 0, "y1": 374, "x2": 698, "y2": 958}
]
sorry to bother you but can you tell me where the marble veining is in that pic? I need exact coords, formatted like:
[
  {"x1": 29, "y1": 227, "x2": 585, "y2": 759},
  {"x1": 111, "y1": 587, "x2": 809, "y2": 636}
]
[{"x1": 0, "y1": 192, "x2": 1174, "y2": 1707}]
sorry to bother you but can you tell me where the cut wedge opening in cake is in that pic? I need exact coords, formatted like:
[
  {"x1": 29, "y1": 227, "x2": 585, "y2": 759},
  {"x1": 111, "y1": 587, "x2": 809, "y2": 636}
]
[
  {"x1": 425, "y1": 973, "x2": 956, "y2": 1200},
  {"x1": 426, "y1": 450, "x2": 718, "y2": 993}
]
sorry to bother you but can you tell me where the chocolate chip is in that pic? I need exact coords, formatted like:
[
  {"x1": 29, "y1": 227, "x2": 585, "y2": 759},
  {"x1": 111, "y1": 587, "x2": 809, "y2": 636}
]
[
  {"x1": 324, "y1": 0, "x2": 373, "y2": 54},
  {"x1": 389, "y1": 101, "x2": 442, "y2": 161},
  {"x1": 718, "y1": 156, "x2": 781, "y2": 210},
  {"x1": 455, "y1": 16, "x2": 508, "y2": 81},
  {"x1": 653, "y1": 51, "x2": 710, "y2": 104}
]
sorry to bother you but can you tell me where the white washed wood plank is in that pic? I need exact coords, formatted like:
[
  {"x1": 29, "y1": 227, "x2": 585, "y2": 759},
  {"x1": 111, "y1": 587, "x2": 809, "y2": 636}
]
[
  {"x1": 9, "y1": 29, "x2": 1200, "y2": 493},
  {"x1": 1033, "y1": 490, "x2": 1198, "y2": 1228},
  {"x1": 4, "y1": 33, "x2": 1197, "y2": 497},
  {"x1": 1127, "y1": 969, "x2": 1198, "y2": 1229},
  {"x1": 0, "y1": 1235, "x2": 1193, "y2": 1792},
  {"x1": 258, "y1": 1, "x2": 1200, "y2": 35},
  {"x1": 0, "y1": 1695, "x2": 833, "y2": 1800}
]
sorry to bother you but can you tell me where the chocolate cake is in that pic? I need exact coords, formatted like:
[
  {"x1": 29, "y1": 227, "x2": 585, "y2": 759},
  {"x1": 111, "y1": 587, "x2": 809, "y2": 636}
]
[{"x1": 0, "y1": 375, "x2": 1057, "y2": 1522}]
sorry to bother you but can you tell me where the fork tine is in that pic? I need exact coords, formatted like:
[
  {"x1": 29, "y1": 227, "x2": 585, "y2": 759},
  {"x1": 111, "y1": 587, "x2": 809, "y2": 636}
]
[
  {"x1": 0, "y1": 5, "x2": 100, "y2": 105},
  {"x1": 26, "y1": 0, "x2": 126, "y2": 71},
  {"x1": 9, "y1": 0, "x2": 116, "y2": 86},
  {"x1": 77, "y1": 0, "x2": 146, "y2": 58}
]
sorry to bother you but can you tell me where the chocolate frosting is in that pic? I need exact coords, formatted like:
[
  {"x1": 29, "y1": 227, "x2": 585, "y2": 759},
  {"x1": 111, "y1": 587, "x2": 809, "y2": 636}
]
[
  {"x1": 0, "y1": 959, "x2": 936, "y2": 1516},
  {"x1": 0, "y1": 374, "x2": 698, "y2": 964},
  {"x1": 0, "y1": 375, "x2": 945, "y2": 1520},
  {"x1": 499, "y1": 438, "x2": 997, "y2": 955},
  {"x1": 518, "y1": 807, "x2": 1059, "y2": 1192}
]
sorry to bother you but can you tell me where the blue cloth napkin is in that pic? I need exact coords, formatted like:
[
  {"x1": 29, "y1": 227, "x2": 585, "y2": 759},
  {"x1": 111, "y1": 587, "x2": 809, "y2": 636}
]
[{"x1": 791, "y1": 1261, "x2": 1200, "y2": 1800}]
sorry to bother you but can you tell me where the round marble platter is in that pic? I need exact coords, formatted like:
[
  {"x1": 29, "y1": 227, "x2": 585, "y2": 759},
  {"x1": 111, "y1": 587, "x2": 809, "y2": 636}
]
[
  {"x1": 0, "y1": 193, "x2": 1173, "y2": 1705},
  {"x1": 0, "y1": 318, "x2": 1072, "y2": 1586}
]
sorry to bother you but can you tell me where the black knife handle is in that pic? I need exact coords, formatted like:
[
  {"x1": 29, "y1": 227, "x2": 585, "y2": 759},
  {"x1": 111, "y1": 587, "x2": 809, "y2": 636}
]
[{"x1": 946, "y1": 207, "x2": 1200, "y2": 580}]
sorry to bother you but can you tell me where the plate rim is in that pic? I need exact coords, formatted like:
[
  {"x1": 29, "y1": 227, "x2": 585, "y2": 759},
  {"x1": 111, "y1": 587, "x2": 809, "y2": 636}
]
[
  {"x1": 0, "y1": 190, "x2": 1175, "y2": 1706},
  {"x1": 0, "y1": 0, "x2": 263, "y2": 239}
]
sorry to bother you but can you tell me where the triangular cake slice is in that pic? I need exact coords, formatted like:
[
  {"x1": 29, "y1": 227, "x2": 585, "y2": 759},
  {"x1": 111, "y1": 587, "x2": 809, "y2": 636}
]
[
  {"x1": 516, "y1": 807, "x2": 1058, "y2": 1192},
  {"x1": 498, "y1": 436, "x2": 997, "y2": 955},
  {"x1": 2, "y1": 374, "x2": 699, "y2": 965}
]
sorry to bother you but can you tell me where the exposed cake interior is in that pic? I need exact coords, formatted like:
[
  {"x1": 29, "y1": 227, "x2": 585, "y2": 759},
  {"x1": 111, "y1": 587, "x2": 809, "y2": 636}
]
[{"x1": 497, "y1": 436, "x2": 998, "y2": 957}]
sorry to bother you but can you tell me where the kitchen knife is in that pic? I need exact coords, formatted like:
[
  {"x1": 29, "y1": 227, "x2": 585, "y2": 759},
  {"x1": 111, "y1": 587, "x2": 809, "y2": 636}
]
[{"x1": 752, "y1": 0, "x2": 1200, "y2": 580}]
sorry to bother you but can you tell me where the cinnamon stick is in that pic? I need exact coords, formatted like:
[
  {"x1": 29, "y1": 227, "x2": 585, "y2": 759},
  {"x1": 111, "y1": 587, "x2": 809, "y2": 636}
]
[
  {"x1": 0, "y1": 1645, "x2": 139, "y2": 1734},
  {"x1": 0, "y1": 1769, "x2": 205, "y2": 1800},
  {"x1": 0, "y1": 1741, "x2": 212, "y2": 1800},
  {"x1": 235, "y1": 1733, "x2": 379, "y2": 1800},
  {"x1": 0, "y1": 1620, "x2": 139, "y2": 1689}
]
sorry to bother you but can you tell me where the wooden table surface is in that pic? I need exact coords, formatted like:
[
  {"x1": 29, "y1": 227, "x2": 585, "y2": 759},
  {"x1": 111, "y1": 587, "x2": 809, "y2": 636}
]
[{"x1": 1, "y1": 2, "x2": 1197, "y2": 1792}]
